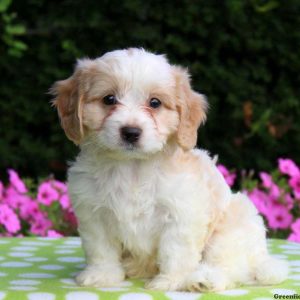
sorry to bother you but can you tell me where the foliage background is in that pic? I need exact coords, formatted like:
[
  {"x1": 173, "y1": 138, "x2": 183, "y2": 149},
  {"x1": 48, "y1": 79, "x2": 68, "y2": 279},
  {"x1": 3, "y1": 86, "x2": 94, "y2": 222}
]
[{"x1": 1, "y1": 0, "x2": 299, "y2": 180}]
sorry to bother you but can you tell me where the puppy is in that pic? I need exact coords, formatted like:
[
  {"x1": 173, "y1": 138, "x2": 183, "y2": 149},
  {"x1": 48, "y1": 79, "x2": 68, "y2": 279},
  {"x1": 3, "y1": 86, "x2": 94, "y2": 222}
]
[{"x1": 51, "y1": 48, "x2": 288, "y2": 291}]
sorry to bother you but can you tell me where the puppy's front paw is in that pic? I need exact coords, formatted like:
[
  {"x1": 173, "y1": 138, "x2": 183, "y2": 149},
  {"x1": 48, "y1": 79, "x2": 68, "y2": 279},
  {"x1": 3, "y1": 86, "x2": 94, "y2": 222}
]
[
  {"x1": 145, "y1": 274, "x2": 184, "y2": 291},
  {"x1": 186, "y1": 265, "x2": 228, "y2": 292},
  {"x1": 76, "y1": 264, "x2": 125, "y2": 287}
]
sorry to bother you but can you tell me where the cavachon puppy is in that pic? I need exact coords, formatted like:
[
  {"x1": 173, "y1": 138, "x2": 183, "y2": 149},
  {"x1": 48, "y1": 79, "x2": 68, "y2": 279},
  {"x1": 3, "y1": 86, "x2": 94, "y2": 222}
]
[{"x1": 51, "y1": 48, "x2": 288, "y2": 292}]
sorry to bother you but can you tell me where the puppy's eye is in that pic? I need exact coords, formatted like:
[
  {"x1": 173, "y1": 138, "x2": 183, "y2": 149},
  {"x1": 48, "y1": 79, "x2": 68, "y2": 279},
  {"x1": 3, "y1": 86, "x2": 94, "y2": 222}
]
[
  {"x1": 149, "y1": 98, "x2": 161, "y2": 109},
  {"x1": 103, "y1": 95, "x2": 117, "y2": 105}
]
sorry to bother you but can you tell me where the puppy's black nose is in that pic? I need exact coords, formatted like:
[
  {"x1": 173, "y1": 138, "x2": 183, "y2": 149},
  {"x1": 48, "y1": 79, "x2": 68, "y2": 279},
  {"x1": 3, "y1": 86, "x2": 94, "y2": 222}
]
[{"x1": 120, "y1": 127, "x2": 142, "y2": 144}]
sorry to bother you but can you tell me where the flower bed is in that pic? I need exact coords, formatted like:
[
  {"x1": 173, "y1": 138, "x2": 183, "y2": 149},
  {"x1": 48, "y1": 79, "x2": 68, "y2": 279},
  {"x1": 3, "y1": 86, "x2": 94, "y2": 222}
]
[
  {"x1": 0, "y1": 158, "x2": 299, "y2": 242},
  {"x1": 0, "y1": 170, "x2": 77, "y2": 237},
  {"x1": 218, "y1": 158, "x2": 300, "y2": 243}
]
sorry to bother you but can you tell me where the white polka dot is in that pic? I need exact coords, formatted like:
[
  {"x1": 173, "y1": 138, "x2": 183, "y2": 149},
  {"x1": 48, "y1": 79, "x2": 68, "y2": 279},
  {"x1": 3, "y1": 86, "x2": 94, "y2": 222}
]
[
  {"x1": 64, "y1": 239, "x2": 81, "y2": 246},
  {"x1": 293, "y1": 282, "x2": 300, "y2": 286},
  {"x1": 10, "y1": 280, "x2": 41, "y2": 285},
  {"x1": 19, "y1": 273, "x2": 56, "y2": 279},
  {"x1": 66, "y1": 291, "x2": 99, "y2": 300},
  {"x1": 0, "y1": 292, "x2": 6, "y2": 300},
  {"x1": 9, "y1": 252, "x2": 33, "y2": 257},
  {"x1": 291, "y1": 267, "x2": 300, "y2": 272},
  {"x1": 28, "y1": 292, "x2": 56, "y2": 300},
  {"x1": 57, "y1": 257, "x2": 84, "y2": 263},
  {"x1": 0, "y1": 272, "x2": 7, "y2": 277},
  {"x1": 76, "y1": 263, "x2": 86, "y2": 269},
  {"x1": 55, "y1": 250, "x2": 75, "y2": 254},
  {"x1": 98, "y1": 287, "x2": 128, "y2": 292},
  {"x1": 218, "y1": 289, "x2": 249, "y2": 296},
  {"x1": 0, "y1": 240, "x2": 9, "y2": 244},
  {"x1": 56, "y1": 245, "x2": 79, "y2": 249},
  {"x1": 9, "y1": 286, "x2": 38, "y2": 291},
  {"x1": 288, "y1": 274, "x2": 300, "y2": 280},
  {"x1": 271, "y1": 254, "x2": 288, "y2": 259},
  {"x1": 283, "y1": 250, "x2": 300, "y2": 255},
  {"x1": 271, "y1": 289, "x2": 297, "y2": 296},
  {"x1": 0, "y1": 261, "x2": 32, "y2": 268},
  {"x1": 119, "y1": 281, "x2": 133, "y2": 287},
  {"x1": 39, "y1": 264, "x2": 65, "y2": 270},
  {"x1": 25, "y1": 257, "x2": 48, "y2": 262},
  {"x1": 289, "y1": 260, "x2": 300, "y2": 267},
  {"x1": 60, "y1": 278, "x2": 76, "y2": 285},
  {"x1": 119, "y1": 294, "x2": 153, "y2": 300},
  {"x1": 279, "y1": 244, "x2": 300, "y2": 250},
  {"x1": 20, "y1": 241, "x2": 51, "y2": 246},
  {"x1": 165, "y1": 291, "x2": 202, "y2": 300},
  {"x1": 12, "y1": 246, "x2": 38, "y2": 251}
]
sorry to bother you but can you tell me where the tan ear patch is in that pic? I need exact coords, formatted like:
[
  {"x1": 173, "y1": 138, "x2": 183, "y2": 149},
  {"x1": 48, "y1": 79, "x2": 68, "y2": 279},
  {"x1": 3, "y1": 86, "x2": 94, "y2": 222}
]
[
  {"x1": 51, "y1": 76, "x2": 84, "y2": 144},
  {"x1": 173, "y1": 66, "x2": 208, "y2": 150}
]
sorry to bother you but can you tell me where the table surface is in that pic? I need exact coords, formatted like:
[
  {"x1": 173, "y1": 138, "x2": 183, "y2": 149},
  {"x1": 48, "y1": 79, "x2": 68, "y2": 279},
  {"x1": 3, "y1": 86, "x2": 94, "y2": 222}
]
[{"x1": 0, "y1": 237, "x2": 299, "y2": 300}]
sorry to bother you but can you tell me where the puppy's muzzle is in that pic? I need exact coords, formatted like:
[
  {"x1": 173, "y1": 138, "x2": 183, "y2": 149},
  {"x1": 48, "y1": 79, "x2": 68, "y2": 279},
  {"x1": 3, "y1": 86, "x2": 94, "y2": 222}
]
[{"x1": 120, "y1": 126, "x2": 142, "y2": 144}]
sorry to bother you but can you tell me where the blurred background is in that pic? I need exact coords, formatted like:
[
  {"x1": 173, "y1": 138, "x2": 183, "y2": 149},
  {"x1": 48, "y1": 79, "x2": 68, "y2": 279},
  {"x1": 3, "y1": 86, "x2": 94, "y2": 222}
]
[
  {"x1": 1, "y1": 0, "x2": 299, "y2": 180},
  {"x1": 1, "y1": 0, "x2": 300, "y2": 239}
]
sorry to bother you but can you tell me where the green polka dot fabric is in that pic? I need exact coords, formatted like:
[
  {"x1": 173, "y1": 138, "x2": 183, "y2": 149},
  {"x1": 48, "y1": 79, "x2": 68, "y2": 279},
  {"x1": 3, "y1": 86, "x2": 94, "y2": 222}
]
[{"x1": 0, "y1": 238, "x2": 299, "y2": 300}]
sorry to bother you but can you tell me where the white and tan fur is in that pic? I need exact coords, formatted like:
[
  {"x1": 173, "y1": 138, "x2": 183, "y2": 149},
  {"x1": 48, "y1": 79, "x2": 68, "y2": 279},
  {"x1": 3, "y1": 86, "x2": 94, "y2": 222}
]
[{"x1": 51, "y1": 48, "x2": 288, "y2": 291}]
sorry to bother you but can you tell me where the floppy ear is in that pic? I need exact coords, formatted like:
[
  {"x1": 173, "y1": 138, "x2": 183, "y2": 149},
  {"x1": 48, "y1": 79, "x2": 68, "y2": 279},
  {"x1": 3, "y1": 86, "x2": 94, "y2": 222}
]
[
  {"x1": 173, "y1": 66, "x2": 208, "y2": 150},
  {"x1": 50, "y1": 74, "x2": 84, "y2": 145}
]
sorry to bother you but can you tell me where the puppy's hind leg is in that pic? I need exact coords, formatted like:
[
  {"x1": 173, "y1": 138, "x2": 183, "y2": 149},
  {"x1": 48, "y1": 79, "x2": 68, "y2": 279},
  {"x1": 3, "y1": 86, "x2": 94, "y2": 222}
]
[{"x1": 254, "y1": 255, "x2": 289, "y2": 285}]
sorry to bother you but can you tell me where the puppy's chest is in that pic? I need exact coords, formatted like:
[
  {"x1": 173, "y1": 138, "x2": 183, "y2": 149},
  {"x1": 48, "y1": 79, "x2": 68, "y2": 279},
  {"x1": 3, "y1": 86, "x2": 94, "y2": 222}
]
[{"x1": 95, "y1": 163, "x2": 166, "y2": 247}]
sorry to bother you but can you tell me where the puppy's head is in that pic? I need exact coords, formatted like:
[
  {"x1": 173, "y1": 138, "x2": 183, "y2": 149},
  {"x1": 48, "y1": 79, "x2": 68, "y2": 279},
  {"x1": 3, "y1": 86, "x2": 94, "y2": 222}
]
[{"x1": 51, "y1": 48, "x2": 207, "y2": 158}]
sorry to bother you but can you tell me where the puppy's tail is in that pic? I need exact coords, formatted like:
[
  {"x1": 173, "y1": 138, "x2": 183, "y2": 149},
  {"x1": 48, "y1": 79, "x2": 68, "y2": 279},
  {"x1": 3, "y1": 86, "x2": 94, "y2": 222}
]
[{"x1": 254, "y1": 255, "x2": 289, "y2": 285}]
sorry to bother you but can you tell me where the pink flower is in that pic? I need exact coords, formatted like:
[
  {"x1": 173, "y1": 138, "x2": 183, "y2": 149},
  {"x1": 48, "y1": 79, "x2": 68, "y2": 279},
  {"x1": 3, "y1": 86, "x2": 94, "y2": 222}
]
[
  {"x1": 47, "y1": 230, "x2": 63, "y2": 238},
  {"x1": 3, "y1": 186, "x2": 29, "y2": 209},
  {"x1": 52, "y1": 180, "x2": 68, "y2": 194},
  {"x1": 284, "y1": 193, "x2": 294, "y2": 210},
  {"x1": 289, "y1": 176, "x2": 300, "y2": 199},
  {"x1": 37, "y1": 182, "x2": 59, "y2": 206},
  {"x1": 259, "y1": 172, "x2": 281, "y2": 201},
  {"x1": 265, "y1": 204, "x2": 293, "y2": 230},
  {"x1": 30, "y1": 212, "x2": 52, "y2": 236},
  {"x1": 0, "y1": 181, "x2": 4, "y2": 200},
  {"x1": 8, "y1": 169, "x2": 27, "y2": 193},
  {"x1": 0, "y1": 203, "x2": 20, "y2": 233},
  {"x1": 259, "y1": 172, "x2": 273, "y2": 189},
  {"x1": 19, "y1": 199, "x2": 41, "y2": 221},
  {"x1": 64, "y1": 210, "x2": 77, "y2": 228},
  {"x1": 247, "y1": 188, "x2": 269, "y2": 216},
  {"x1": 278, "y1": 158, "x2": 300, "y2": 178},
  {"x1": 269, "y1": 184, "x2": 281, "y2": 200},
  {"x1": 288, "y1": 233, "x2": 300, "y2": 243},
  {"x1": 217, "y1": 164, "x2": 236, "y2": 187},
  {"x1": 60, "y1": 193, "x2": 71, "y2": 210},
  {"x1": 291, "y1": 218, "x2": 300, "y2": 234}
]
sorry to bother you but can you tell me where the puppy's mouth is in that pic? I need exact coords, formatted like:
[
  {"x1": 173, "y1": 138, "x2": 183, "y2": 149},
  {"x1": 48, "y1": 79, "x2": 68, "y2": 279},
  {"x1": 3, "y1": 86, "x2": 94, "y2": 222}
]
[{"x1": 123, "y1": 143, "x2": 139, "y2": 151}]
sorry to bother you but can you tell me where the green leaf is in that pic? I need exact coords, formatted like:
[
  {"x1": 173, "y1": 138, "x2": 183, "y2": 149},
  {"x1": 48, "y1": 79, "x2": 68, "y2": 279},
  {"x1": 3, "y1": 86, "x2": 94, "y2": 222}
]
[
  {"x1": 6, "y1": 24, "x2": 26, "y2": 35},
  {"x1": 253, "y1": 0, "x2": 279, "y2": 13},
  {"x1": 0, "y1": 0, "x2": 12, "y2": 13}
]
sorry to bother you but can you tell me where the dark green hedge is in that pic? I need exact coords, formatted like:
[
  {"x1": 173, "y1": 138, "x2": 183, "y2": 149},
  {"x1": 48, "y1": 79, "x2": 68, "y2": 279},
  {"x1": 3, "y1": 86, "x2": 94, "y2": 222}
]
[{"x1": 1, "y1": 0, "x2": 300, "y2": 179}]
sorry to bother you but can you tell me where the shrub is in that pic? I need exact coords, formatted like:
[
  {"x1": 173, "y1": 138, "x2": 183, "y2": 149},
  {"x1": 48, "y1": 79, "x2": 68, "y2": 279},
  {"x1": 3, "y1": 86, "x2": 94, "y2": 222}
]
[{"x1": 0, "y1": 0, "x2": 299, "y2": 179}]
